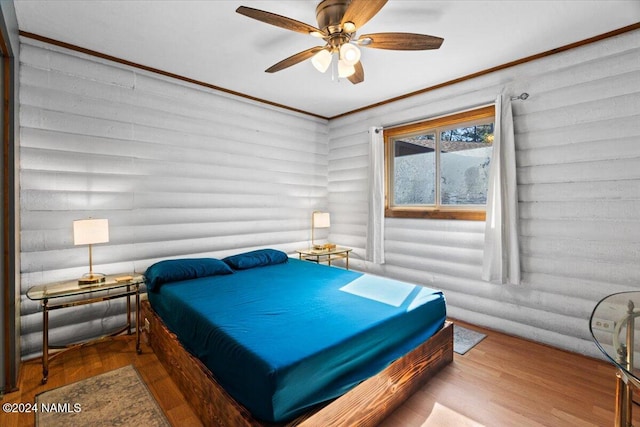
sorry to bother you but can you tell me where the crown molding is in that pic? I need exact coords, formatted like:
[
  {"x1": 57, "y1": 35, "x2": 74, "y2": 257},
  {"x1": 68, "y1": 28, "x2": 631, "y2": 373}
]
[{"x1": 19, "y1": 31, "x2": 329, "y2": 121}]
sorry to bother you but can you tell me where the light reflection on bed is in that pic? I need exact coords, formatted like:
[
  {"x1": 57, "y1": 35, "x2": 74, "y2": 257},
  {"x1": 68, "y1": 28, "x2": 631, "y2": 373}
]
[{"x1": 340, "y1": 274, "x2": 442, "y2": 311}]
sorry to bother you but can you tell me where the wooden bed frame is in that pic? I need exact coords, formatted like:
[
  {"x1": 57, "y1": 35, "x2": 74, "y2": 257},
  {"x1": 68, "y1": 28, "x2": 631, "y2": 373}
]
[{"x1": 141, "y1": 299, "x2": 453, "y2": 427}]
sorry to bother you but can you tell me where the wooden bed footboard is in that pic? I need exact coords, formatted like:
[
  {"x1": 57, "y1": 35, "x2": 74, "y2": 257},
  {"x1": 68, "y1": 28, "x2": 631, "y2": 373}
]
[{"x1": 141, "y1": 300, "x2": 453, "y2": 427}]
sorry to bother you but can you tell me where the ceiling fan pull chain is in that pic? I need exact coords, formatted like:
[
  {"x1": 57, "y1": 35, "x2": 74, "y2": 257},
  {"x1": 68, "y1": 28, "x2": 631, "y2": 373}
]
[{"x1": 331, "y1": 52, "x2": 339, "y2": 82}]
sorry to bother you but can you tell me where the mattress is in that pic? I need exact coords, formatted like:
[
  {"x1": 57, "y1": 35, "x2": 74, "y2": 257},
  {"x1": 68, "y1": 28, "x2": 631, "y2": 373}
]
[{"x1": 147, "y1": 257, "x2": 446, "y2": 423}]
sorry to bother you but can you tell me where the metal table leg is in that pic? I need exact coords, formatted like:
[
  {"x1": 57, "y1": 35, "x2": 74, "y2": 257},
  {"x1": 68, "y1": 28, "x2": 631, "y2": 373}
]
[
  {"x1": 126, "y1": 284, "x2": 132, "y2": 335},
  {"x1": 136, "y1": 284, "x2": 141, "y2": 354},
  {"x1": 42, "y1": 299, "x2": 49, "y2": 384}
]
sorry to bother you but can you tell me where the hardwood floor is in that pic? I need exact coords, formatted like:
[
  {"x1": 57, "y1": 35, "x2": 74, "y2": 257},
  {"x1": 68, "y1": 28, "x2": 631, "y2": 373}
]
[
  {"x1": 380, "y1": 320, "x2": 639, "y2": 427},
  {"x1": 1, "y1": 320, "x2": 635, "y2": 427},
  {"x1": 0, "y1": 335, "x2": 202, "y2": 427}
]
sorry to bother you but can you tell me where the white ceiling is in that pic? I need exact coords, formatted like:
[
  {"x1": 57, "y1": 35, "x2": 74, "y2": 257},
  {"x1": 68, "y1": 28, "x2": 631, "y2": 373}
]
[{"x1": 13, "y1": 0, "x2": 640, "y2": 118}]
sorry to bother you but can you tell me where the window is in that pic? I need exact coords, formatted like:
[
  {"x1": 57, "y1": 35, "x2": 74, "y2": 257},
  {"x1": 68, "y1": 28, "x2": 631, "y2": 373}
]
[{"x1": 384, "y1": 105, "x2": 495, "y2": 220}]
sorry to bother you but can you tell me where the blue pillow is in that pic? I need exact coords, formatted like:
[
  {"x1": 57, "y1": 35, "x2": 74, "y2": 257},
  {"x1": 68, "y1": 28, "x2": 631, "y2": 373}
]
[
  {"x1": 223, "y1": 249, "x2": 289, "y2": 270},
  {"x1": 144, "y1": 258, "x2": 233, "y2": 291}
]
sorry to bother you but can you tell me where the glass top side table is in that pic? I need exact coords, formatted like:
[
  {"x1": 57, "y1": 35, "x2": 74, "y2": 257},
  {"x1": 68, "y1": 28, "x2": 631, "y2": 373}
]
[
  {"x1": 590, "y1": 291, "x2": 640, "y2": 427},
  {"x1": 296, "y1": 246, "x2": 352, "y2": 269},
  {"x1": 27, "y1": 273, "x2": 144, "y2": 384},
  {"x1": 26, "y1": 273, "x2": 144, "y2": 300}
]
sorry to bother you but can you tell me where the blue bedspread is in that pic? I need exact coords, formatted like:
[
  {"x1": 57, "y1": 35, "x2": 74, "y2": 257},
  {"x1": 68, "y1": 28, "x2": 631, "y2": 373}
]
[{"x1": 148, "y1": 258, "x2": 446, "y2": 423}]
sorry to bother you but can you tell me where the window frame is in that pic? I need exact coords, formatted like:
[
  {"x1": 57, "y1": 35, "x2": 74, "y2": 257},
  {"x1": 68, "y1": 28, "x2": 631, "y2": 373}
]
[{"x1": 384, "y1": 105, "x2": 495, "y2": 221}]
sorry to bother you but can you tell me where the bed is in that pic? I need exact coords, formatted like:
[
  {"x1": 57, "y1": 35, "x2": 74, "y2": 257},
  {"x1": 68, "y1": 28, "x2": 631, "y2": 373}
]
[{"x1": 142, "y1": 249, "x2": 453, "y2": 426}]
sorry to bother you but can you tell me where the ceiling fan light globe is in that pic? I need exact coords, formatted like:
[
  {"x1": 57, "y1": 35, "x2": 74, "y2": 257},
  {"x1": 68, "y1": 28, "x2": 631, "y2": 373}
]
[
  {"x1": 338, "y1": 59, "x2": 356, "y2": 78},
  {"x1": 339, "y1": 43, "x2": 361, "y2": 66},
  {"x1": 343, "y1": 21, "x2": 356, "y2": 33},
  {"x1": 311, "y1": 49, "x2": 332, "y2": 73}
]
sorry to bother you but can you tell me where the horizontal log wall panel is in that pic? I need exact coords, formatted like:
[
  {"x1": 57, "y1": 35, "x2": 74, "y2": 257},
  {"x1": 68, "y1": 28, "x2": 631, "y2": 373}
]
[
  {"x1": 518, "y1": 136, "x2": 639, "y2": 167},
  {"x1": 520, "y1": 200, "x2": 640, "y2": 220},
  {"x1": 327, "y1": 30, "x2": 640, "y2": 358},
  {"x1": 18, "y1": 39, "x2": 329, "y2": 359},
  {"x1": 519, "y1": 180, "x2": 640, "y2": 202}
]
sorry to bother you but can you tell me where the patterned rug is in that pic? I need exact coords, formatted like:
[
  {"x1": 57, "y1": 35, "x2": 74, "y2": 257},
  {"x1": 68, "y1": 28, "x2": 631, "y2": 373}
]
[
  {"x1": 35, "y1": 365, "x2": 170, "y2": 427},
  {"x1": 453, "y1": 325, "x2": 487, "y2": 355}
]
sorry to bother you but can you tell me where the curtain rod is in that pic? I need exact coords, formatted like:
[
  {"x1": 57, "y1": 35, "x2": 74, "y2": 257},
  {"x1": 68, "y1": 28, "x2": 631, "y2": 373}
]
[{"x1": 373, "y1": 92, "x2": 530, "y2": 133}]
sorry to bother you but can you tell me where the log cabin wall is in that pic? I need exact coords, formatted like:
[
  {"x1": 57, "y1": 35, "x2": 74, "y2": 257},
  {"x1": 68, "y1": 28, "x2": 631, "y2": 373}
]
[
  {"x1": 16, "y1": 29, "x2": 640, "y2": 361},
  {"x1": 18, "y1": 38, "x2": 329, "y2": 359},
  {"x1": 327, "y1": 29, "x2": 640, "y2": 358}
]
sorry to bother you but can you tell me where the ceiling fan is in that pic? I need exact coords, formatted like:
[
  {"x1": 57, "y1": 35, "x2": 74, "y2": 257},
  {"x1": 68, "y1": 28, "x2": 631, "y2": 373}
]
[{"x1": 236, "y1": 0, "x2": 444, "y2": 84}]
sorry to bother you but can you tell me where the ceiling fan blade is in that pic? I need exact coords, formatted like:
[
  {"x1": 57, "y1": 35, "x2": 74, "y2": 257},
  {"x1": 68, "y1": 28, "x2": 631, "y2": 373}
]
[
  {"x1": 348, "y1": 61, "x2": 364, "y2": 85},
  {"x1": 359, "y1": 33, "x2": 444, "y2": 50},
  {"x1": 265, "y1": 46, "x2": 326, "y2": 73},
  {"x1": 341, "y1": 0, "x2": 388, "y2": 31},
  {"x1": 236, "y1": 6, "x2": 324, "y2": 36}
]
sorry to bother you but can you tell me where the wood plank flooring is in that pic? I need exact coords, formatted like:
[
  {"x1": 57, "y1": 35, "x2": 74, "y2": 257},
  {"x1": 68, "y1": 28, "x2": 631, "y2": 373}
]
[{"x1": 1, "y1": 320, "x2": 636, "y2": 427}]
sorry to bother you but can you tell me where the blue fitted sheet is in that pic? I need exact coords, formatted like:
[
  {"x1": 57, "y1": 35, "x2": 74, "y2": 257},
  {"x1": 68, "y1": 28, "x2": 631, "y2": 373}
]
[{"x1": 148, "y1": 258, "x2": 446, "y2": 423}]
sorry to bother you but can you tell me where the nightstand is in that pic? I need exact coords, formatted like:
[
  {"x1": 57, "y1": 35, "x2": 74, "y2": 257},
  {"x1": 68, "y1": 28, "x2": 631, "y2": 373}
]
[
  {"x1": 296, "y1": 246, "x2": 353, "y2": 269},
  {"x1": 26, "y1": 273, "x2": 144, "y2": 384}
]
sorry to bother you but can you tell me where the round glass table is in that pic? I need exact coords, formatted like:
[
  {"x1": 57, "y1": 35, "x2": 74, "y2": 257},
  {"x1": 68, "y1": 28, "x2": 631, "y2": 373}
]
[{"x1": 590, "y1": 291, "x2": 640, "y2": 427}]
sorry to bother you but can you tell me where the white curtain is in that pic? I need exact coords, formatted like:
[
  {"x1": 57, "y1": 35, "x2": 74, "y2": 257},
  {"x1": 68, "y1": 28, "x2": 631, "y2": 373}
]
[
  {"x1": 366, "y1": 126, "x2": 385, "y2": 264},
  {"x1": 482, "y1": 93, "x2": 521, "y2": 285}
]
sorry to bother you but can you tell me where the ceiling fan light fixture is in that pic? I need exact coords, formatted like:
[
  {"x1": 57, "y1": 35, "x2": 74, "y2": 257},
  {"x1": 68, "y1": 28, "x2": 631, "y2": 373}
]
[
  {"x1": 311, "y1": 49, "x2": 333, "y2": 73},
  {"x1": 236, "y1": 0, "x2": 444, "y2": 86},
  {"x1": 339, "y1": 43, "x2": 361, "y2": 66},
  {"x1": 343, "y1": 21, "x2": 356, "y2": 33},
  {"x1": 338, "y1": 59, "x2": 356, "y2": 78}
]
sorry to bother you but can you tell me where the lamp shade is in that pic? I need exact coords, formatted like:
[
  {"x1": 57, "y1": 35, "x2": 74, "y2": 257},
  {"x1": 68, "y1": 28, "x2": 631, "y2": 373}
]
[
  {"x1": 73, "y1": 219, "x2": 109, "y2": 245},
  {"x1": 338, "y1": 59, "x2": 356, "y2": 78},
  {"x1": 339, "y1": 43, "x2": 361, "y2": 66},
  {"x1": 313, "y1": 212, "x2": 331, "y2": 228},
  {"x1": 311, "y1": 49, "x2": 332, "y2": 73}
]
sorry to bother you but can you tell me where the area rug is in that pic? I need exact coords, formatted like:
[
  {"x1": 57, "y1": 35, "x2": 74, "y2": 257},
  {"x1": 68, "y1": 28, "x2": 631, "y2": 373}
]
[
  {"x1": 453, "y1": 324, "x2": 487, "y2": 355},
  {"x1": 35, "y1": 365, "x2": 170, "y2": 427}
]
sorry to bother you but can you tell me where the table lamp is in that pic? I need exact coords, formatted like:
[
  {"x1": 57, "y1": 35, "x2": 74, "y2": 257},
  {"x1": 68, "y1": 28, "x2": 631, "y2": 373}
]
[
  {"x1": 73, "y1": 218, "x2": 109, "y2": 285},
  {"x1": 311, "y1": 211, "x2": 334, "y2": 250}
]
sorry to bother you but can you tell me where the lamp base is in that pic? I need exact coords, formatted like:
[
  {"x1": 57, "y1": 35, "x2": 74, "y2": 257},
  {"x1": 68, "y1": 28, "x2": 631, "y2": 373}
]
[{"x1": 78, "y1": 273, "x2": 106, "y2": 286}]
